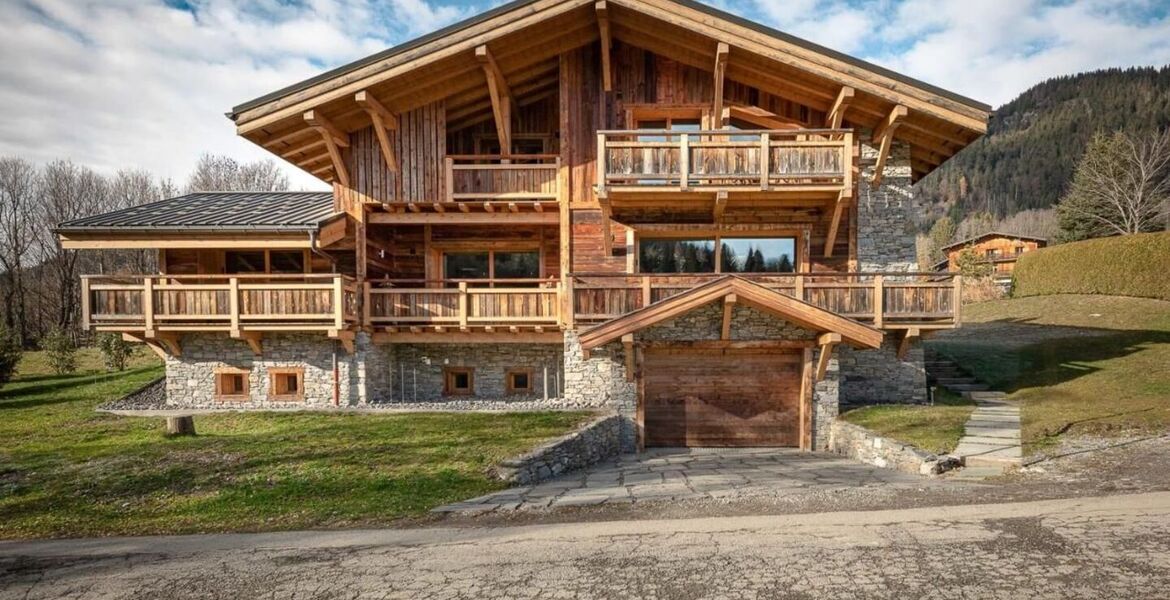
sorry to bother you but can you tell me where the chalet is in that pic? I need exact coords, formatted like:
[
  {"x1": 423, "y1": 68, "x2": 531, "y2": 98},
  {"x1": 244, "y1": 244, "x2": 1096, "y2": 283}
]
[
  {"x1": 936, "y1": 232, "x2": 1047, "y2": 285},
  {"x1": 57, "y1": 0, "x2": 990, "y2": 452}
]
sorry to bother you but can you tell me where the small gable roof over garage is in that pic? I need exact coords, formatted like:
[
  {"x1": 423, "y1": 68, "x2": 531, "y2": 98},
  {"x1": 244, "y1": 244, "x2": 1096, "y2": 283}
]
[{"x1": 577, "y1": 276, "x2": 884, "y2": 351}]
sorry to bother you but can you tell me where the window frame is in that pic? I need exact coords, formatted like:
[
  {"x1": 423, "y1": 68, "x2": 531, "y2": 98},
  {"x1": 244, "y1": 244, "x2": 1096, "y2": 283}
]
[
  {"x1": 505, "y1": 368, "x2": 534, "y2": 395},
  {"x1": 443, "y1": 367, "x2": 475, "y2": 396},
  {"x1": 268, "y1": 367, "x2": 305, "y2": 402},
  {"x1": 635, "y1": 229, "x2": 805, "y2": 275},
  {"x1": 435, "y1": 243, "x2": 544, "y2": 285},
  {"x1": 214, "y1": 367, "x2": 250, "y2": 401}
]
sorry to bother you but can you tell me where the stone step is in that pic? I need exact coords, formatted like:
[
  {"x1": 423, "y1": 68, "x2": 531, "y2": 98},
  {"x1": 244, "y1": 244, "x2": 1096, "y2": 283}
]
[
  {"x1": 962, "y1": 426, "x2": 1021, "y2": 439},
  {"x1": 955, "y1": 444, "x2": 1022, "y2": 462},
  {"x1": 959, "y1": 435, "x2": 1021, "y2": 446},
  {"x1": 944, "y1": 383, "x2": 992, "y2": 392},
  {"x1": 965, "y1": 454, "x2": 1023, "y2": 468},
  {"x1": 948, "y1": 465, "x2": 1010, "y2": 480}
]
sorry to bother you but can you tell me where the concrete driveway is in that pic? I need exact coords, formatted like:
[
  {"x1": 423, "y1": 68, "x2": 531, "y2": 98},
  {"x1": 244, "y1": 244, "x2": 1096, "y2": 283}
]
[{"x1": 437, "y1": 447, "x2": 943, "y2": 513}]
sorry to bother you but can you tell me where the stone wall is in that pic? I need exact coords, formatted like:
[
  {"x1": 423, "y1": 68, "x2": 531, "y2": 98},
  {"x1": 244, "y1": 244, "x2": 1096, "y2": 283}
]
[
  {"x1": 563, "y1": 332, "x2": 637, "y2": 447},
  {"x1": 493, "y1": 414, "x2": 621, "y2": 485},
  {"x1": 164, "y1": 333, "x2": 357, "y2": 408},
  {"x1": 829, "y1": 420, "x2": 961, "y2": 477},
  {"x1": 856, "y1": 137, "x2": 917, "y2": 273},
  {"x1": 838, "y1": 338, "x2": 927, "y2": 406},
  {"x1": 385, "y1": 343, "x2": 564, "y2": 403}
]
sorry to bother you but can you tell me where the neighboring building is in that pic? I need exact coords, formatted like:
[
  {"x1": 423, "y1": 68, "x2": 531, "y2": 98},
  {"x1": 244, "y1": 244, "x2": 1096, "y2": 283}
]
[
  {"x1": 57, "y1": 0, "x2": 990, "y2": 452},
  {"x1": 936, "y1": 232, "x2": 1048, "y2": 285}
]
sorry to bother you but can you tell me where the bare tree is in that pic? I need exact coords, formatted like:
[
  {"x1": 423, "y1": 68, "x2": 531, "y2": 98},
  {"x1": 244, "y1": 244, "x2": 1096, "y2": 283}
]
[
  {"x1": 0, "y1": 158, "x2": 40, "y2": 343},
  {"x1": 37, "y1": 161, "x2": 108, "y2": 332},
  {"x1": 107, "y1": 169, "x2": 165, "y2": 274},
  {"x1": 1058, "y1": 130, "x2": 1170, "y2": 240},
  {"x1": 185, "y1": 154, "x2": 290, "y2": 192}
]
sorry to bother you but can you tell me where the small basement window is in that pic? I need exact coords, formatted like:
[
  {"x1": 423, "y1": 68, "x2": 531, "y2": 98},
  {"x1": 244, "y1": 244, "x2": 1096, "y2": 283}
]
[
  {"x1": 215, "y1": 368, "x2": 250, "y2": 401},
  {"x1": 444, "y1": 367, "x2": 474, "y2": 396},
  {"x1": 506, "y1": 368, "x2": 533, "y2": 394},
  {"x1": 269, "y1": 368, "x2": 305, "y2": 401}
]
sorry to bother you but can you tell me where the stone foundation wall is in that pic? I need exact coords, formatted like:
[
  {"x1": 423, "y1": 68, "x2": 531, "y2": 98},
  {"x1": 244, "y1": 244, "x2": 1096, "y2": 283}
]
[
  {"x1": 857, "y1": 137, "x2": 917, "y2": 273},
  {"x1": 493, "y1": 414, "x2": 621, "y2": 484},
  {"x1": 164, "y1": 333, "x2": 357, "y2": 408},
  {"x1": 384, "y1": 343, "x2": 564, "y2": 403},
  {"x1": 838, "y1": 338, "x2": 927, "y2": 406},
  {"x1": 829, "y1": 420, "x2": 961, "y2": 477}
]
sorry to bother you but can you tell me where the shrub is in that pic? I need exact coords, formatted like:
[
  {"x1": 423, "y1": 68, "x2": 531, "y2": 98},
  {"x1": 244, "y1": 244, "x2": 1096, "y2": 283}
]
[
  {"x1": 98, "y1": 333, "x2": 133, "y2": 372},
  {"x1": 42, "y1": 327, "x2": 77, "y2": 375},
  {"x1": 0, "y1": 322, "x2": 21, "y2": 387},
  {"x1": 1013, "y1": 231, "x2": 1170, "y2": 301}
]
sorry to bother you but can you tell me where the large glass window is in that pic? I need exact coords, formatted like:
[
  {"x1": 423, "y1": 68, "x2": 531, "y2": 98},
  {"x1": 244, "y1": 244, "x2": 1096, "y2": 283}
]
[
  {"x1": 493, "y1": 252, "x2": 540, "y2": 279},
  {"x1": 444, "y1": 252, "x2": 490, "y2": 280},
  {"x1": 720, "y1": 238, "x2": 797, "y2": 273},
  {"x1": 268, "y1": 251, "x2": 306, "y2": 274},
  {"x1": 443, "y1": 250, "x2": 540, "y2": 283},
  {"x1": 639, "y1": 239, "x2": 717, "y2": 274},
  {"x1": 225, "y1": 251, "x2": 265, "y2": 274}
]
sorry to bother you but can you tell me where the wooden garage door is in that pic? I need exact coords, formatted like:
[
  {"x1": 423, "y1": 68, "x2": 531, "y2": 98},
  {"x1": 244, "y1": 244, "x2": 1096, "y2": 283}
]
[{"x1": 642, "y1": 347, "x2": 803, "y2": 447}]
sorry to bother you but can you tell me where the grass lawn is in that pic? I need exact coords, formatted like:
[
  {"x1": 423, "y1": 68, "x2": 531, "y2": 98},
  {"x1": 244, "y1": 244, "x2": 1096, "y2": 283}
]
[
  {"x1": 0, "y1": 348, "x2": 592, "y2": 539},
  {"x1": 840, "y1": 389, "x2": 975, "y2": 454},
  {"x1": 928, "y1": 294, "x2": 1170, "y2": 454}
]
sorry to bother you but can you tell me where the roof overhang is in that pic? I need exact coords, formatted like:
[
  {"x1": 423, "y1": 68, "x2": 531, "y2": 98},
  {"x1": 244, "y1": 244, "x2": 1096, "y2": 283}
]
[
  {"x1": 56, "y1": 230, "x2": 318, "y2": 250},
  {"x1": 577, "y1": 275, "x2": 884, "y2": 351},
  {"x1": 231, "y1": 0, "x2": 990, "y2": 184},
  {"x1": 940, "y1": 231, "x2": 1049, "y2": 252}
]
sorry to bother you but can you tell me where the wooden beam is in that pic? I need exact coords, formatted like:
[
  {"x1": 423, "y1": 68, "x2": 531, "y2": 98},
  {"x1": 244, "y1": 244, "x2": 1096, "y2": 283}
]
[
  {"x1": 721, "y1": 293, "x2": 737, "y2": 340},
  {"x1": 355, "y1": 90, "x2": 399, "y2": 174},
  {"x1": 623, "y1": 333, "x2": 635, "y2": 382},
  {"x1": 304, "y1": 110, "x2": 350, "y2": 187},
  {"x1": 823, "y1": 191, "x2": 847, "y2": 258},
  {"x1": 815, "y1": 334, "x2": 840, "y2": 382},
  {"x1": 871, "y1": 105, "x2": 907, "y2": 187},
  {"x1": 712, "y1": 191, "x2": 727, "y2": 223},
  {"x1": 826, "y1": 86, "x2": 855, "y2": 129},
  {"x1": 476, "y1": 44, "x2": 512, "y2": 154},
  {"x1": 897, "y1": 327, "x2": 920, "y2": 360},
  {"x1": 596, "y1": 1, "x2": 613, "y2": 92},
  {"x1": 234, "y1": 331, "x2": 263, "y2": 356},
  {"x1": 600, "y1": 195, "x2": 613, "y2": 256},
  {"x1": 713, "y1": 42, "x2": 730, "y2": 128}
]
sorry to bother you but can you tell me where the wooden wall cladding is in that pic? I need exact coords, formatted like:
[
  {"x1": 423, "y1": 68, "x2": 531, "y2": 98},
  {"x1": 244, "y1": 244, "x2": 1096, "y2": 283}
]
[
  {"x1": 571, "y1": 209, "x2": 628, "y2": 273},
  {"x1": 447, "y1": 95, "x2": 559, "y2": 154},
  {"x1": 346, "y1": 100, "x2": 446, "y2": 204}
]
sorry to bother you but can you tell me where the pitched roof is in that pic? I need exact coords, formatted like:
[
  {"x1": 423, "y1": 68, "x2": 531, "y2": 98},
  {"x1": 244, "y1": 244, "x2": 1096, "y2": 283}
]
[
  {"x1": 940, "y1": 231, "x2": 1049, "y2": 252},
  {"x1": 577, "y1": 275, "x2": 884, "y2": 350},
  {"x1": 55, "y1": 191, "x2": 337, "y2": 233}
]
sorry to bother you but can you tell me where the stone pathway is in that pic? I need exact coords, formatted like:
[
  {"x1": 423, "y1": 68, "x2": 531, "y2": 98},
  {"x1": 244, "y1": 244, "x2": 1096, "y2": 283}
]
[
  {"x1": 953, "y1": 391, "x2": 1022, "y2": 476},
  {"x1": 435, "y1": 448, "x2": 940, "y2": 514}
]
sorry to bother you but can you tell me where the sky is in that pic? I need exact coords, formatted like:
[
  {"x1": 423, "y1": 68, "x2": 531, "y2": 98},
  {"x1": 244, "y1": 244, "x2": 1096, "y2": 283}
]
[{"x1": 2, "y1": 0, "x2": 1169, "y2": 191}]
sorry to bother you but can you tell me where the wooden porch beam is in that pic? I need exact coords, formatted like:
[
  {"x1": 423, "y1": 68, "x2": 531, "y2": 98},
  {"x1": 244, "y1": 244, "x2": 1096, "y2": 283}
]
[
  {"x1": 823, "y1": 190, "x2": 848, "y2": 258},
  {"x1": 713, "y1": 42, "x2": 730, "y2": 128},
  {"x1": 623, "y1": 333, "x2": 635, "y2": 382},
  {"x1": 897, "y1": 327, "x2": 920, "y2": 360},
  {"x1": 600, "y1": 194, "x2": 614, "y2": 256},
  {"x1": 304, "y1": 110, "x2": 350, "y2": 187},
  {"x1": 871, "y1": 104, "x2": 908, "y2": 187},
  {"x1": 826, "y1": 86, "x2": 855, "y2": 129},
  {"x1": 596, "y1": 1, "x2": 613, "y2": 92},
  {"x1": 721, "y1": 293, "x2": 737, "y2": 340},
  {"x1": 476, "y1": 44, "x2": 513, "y2": 154},
  {"x1": 355, "y1": 90, "x2": 399, "y2": 174},
  {"x1": 815, "y1": 333, "x2": 841, "y2": 382},
  {"x1": 712, "y1": 191, "x2": 727, "y2": 223}
]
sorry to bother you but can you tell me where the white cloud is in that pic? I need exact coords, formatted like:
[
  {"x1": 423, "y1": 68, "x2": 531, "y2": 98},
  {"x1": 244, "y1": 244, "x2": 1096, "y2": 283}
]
[{"x1": 0, "y1": 0, "x2": 472, "y2": 191}]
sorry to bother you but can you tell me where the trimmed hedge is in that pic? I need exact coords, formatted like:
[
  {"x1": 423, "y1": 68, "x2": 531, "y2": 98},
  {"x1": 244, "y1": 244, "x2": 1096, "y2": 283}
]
[{"x1": 1013, "y1": 232, "x2": 1170, "y2": 301}]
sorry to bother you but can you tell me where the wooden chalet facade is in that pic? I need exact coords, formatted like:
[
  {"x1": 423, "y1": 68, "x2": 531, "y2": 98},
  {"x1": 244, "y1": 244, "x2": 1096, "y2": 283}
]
[
  {"x1": 937, "y1": 232, "x2": 1048, "y2": 284},
  {"x1": 60, "y1": 0, "x2": 990, "y2": 451}
]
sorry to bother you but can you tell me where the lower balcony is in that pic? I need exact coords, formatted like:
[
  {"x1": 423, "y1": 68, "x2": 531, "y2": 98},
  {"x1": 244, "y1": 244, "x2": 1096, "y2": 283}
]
[
  {"x1": 571, "y1": 273, "x2": 961, "y2": 330},
  {"x1": 82, "y1": 274, "x2": 361, "y2": 352},
  {"x1": 365, "y1": 279, "x2": 564, "y2": 342}
]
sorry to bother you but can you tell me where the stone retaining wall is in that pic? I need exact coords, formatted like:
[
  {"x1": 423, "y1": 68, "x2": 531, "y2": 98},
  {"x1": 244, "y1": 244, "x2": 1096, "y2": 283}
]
[
  {"x1": 492, "y1": 414, "x2": 621, "y2": 485},
  {"x1": 829, "y1": 420, "x2": 961, "y2": 477}
]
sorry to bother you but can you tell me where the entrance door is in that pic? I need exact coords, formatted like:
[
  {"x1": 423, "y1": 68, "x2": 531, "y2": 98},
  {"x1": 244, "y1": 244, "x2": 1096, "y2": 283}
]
[{"x1": 642, "y1": 347, "x2": 803, "y2": 447}]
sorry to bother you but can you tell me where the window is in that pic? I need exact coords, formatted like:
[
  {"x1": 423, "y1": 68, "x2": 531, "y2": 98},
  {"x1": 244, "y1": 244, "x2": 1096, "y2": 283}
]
[
  {"x1": 225, "y1": 251, "x2": 266, "y2": 274},
  {"x1": 985, "y1": 249, "x2": 1002, "y2": 259},
  {"x1": 214, "y1": 368, "x2": 250, "y2": 400},
  {"x1": 720, "y1": 238, "x2": 797, "y2": 273},
  {"x1": 639, "y1": 239, "x2": 717, "y2": 274},
  {"x1": 444, "y1": 367, "x2": 474, "y2": 396},
  {"x1": 506, "y1": 368, "x2": 534, "y2": 394},
  {"x1": 268, "y1": 368, "x2": 305, "y2": 401},
  {"x1": 269, "y1": 251, "x2": 306, "y2": 274},
  {"x1": 442, "y1": 250, "x2": 540, "y2": 284}
]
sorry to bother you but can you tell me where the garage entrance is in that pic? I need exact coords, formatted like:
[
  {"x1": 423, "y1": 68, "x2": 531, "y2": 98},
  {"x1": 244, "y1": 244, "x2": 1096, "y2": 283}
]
[{"x1": 642, "y1": 347, "x2": 803, "y2": 447}]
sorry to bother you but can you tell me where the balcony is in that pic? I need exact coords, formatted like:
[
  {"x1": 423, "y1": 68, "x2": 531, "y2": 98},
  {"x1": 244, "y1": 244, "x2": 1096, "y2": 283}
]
[
  {"x1": 366, "y1": 279, "x2": 564, "y2": 334},
  {"x1": 571, "y1": 273, "x2": 961, "y2": 330},
  {"x1": 596, "y1": 129, "x2": 853, "y2": 199},
  {"x1": 82, "y1": 274, "x2": 360, "y2": 334}
]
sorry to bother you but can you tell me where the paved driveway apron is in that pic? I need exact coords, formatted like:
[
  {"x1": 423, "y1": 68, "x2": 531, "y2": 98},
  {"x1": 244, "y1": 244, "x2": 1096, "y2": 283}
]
[{"x1": 436, "y1": 448, "x2": 940, "y2": 513}]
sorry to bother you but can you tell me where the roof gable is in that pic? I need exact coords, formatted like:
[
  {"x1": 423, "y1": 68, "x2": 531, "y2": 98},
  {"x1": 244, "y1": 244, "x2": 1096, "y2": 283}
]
[
  {"x1": 577, "y1": 275, "x2": 884, "y2": 350},
  {"x1": 231, "y1": 0, "x2": 990, "y2": 184},
  {"x1": 940, "y1": 231, "x2": 1049, "y2": 252}
]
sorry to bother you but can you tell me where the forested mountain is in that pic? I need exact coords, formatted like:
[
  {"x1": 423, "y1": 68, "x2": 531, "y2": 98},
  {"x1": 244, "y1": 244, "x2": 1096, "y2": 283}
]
[{"x1": 916, "y1": 66, "x2": 1170, "y2": 224}]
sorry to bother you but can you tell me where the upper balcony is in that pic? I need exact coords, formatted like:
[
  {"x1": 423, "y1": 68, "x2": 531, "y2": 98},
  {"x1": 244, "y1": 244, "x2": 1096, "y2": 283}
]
[{"x1": 596, "y1": 129, "x2": 853, "y2": 203}]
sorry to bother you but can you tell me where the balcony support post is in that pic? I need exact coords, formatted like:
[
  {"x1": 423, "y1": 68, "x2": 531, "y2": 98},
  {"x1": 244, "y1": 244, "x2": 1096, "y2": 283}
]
[
  {"x1": 229, "y1": 277, "x2": 240, "y2": 336},
  {"x1": 760, "y1": 133, "x2": 771, "y2": 191},
  {"x1": 679, "y1": 133, "x2": 690, "y2": 191},
  {"x1": 795, "y1": 274, "x2": 805, "y2": 302},
  {"x1": 873, "y1": 275, "x2": 885, "y2": 328},
  {"x1": 142, "y1": 276, "x2": 155, "y2": 337},
  {"x1": 458, "y1": 281, "x2": 469, "y2": 331},
  {"x1": 815, "y1": 332, "x2": 841, "y2": 382},
  {"x1": 897, "y1": 327, "x2": 920, "y2": 361},
  {"x1": 641, "y1": 276, "x2": 652, "y2": 308},
  {"x1": 80, "y1": 277, "x2": 91, "y2": 330},
  {"x1": 953, "y1": 274, "x2": 963, "y2": 326},
  {"x1": 333, "y1": 276, "x2": 345, "y2": 330},
  {"x1": 596, "y1": 133, "x2": 607, "y2": 196}
]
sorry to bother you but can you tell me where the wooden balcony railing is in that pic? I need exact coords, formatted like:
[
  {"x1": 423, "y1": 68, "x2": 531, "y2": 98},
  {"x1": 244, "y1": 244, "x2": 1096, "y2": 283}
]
[
  {"x1": 597, "y1": 129, "x2": 852, "y2": 195},
  {"x1": 366, "y1": 279, "x2": 563, "y2": 329},
  {"x1": 82, "y1": 274, "x2": 360, "y2": 333},
  {"x1": 445, "y1": 155, "x2": 560, "y2": 203},
  {"x1": 571, "y1": 273, "x2": 961, "y2": 329}
]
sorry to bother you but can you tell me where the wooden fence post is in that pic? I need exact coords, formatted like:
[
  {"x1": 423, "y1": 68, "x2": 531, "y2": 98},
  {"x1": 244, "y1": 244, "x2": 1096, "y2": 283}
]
[
  {"x1": 458, "y1": 281, "x2": 469, "y2": 331},
  {"x1": 143, "y1": 276, "x2": 155, "y2": 335},
  {"x1": 333, "y1": 276, "x2": 345, "y2": 329},
  {"x1": 873, "y1": 275, "x2": 885, "y2": 329},
  {"x1": 679, "y1": 133, "x2": 690, "y2": 191},
  {"x1": 229, "y1": 277, "x2": 240, "y2": 334},
  {"x1": 760, "y1": 132, "x2": 771, "y2": 191},
  {"x1": 953, "y1": 274, "x2": 963, "y2": 326},
  {"x1": 80, "y1": 277, "x2": 91, "y2": 330}
]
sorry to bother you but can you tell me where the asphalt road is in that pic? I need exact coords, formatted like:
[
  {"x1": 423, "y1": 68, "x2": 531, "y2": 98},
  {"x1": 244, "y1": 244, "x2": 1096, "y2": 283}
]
[{"x1": 2, "y1": 491, "x2": 1169, "y2": 599}]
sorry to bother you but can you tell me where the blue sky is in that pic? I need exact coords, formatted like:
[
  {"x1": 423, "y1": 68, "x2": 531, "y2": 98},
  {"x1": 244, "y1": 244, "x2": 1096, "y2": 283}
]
[{"x1": 2, "y1": 0, "x2": 1169, "y2": 190}]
